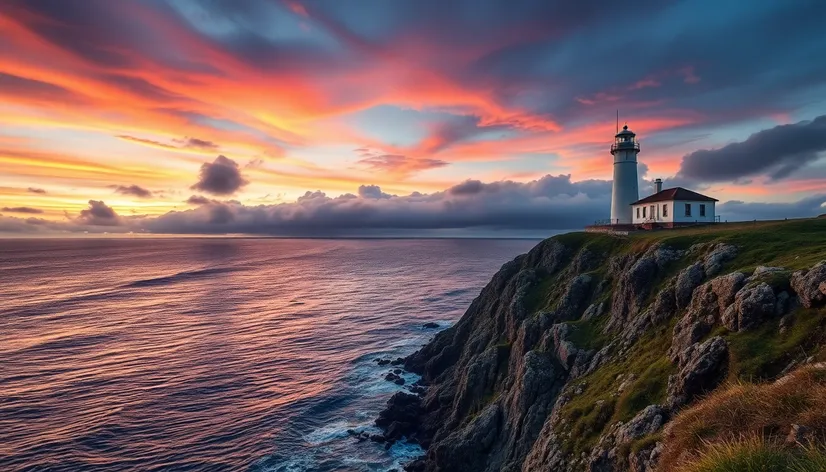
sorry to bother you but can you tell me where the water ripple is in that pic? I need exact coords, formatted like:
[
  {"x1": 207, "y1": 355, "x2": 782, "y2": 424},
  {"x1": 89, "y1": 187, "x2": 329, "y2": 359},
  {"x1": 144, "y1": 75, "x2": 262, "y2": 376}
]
[{"x1": 0, "y1": 238, "x2": 536, "y2": 472}]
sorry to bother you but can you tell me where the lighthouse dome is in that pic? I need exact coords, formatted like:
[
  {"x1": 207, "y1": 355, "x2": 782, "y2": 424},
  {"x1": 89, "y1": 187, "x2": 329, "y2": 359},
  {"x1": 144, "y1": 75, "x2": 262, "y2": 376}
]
[{"x1": 615, "y1": 124, "x2": 636, "y2": 138}]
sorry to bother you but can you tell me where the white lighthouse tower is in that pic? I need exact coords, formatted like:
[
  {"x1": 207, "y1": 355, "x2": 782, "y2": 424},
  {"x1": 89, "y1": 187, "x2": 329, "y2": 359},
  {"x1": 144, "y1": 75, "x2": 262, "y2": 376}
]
[{"x1": 610, "y1": 124, "x2": 640, "y2": 224}]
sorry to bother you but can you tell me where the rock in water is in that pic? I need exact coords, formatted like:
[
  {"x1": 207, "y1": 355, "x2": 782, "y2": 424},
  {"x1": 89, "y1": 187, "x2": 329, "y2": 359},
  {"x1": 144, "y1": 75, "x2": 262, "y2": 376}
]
[{"x1": 376, "y1": 392, "x2": 421, "y2": 441}]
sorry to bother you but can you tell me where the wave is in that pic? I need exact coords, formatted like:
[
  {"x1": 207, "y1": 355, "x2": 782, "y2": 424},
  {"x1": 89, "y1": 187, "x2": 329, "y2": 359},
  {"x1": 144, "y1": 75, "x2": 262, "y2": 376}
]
[{"x1": 122, "y1": 267, "x2": 244, "y2": 288}]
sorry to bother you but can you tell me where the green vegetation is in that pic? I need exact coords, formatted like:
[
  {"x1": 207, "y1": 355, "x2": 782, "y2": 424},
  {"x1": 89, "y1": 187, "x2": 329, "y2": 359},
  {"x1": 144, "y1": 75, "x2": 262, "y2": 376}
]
[
  {"x1": 630, "y1": 432, "x2": 662, "y2": 455},
  {"x1": 555, "y1": 231, "x2": 624, "y2": 256},
  {"x1": 658, "y1": 366, "x2": 826, "y2": 471},
  {"x1": 557, "y1": 320, "x2": 676, "y2": 457},
  {"x1": 625, "y1": 218, "x2": 826, "y2": 271},
  {"x1": 674, "y1": 438, "x2": 826, "y2": 472},
  {"x1": 523, "y1": 275, "x2": 559, "y2": 314},
  {"x1": 564, "y1": 316, "x2": 610, "y2": 351},
  {"x1": 544, "y1": 218, "x2": 826, "y2": 461},
  {"x1": 726, "y1": 308, "x2": 826, "y2": 381}
]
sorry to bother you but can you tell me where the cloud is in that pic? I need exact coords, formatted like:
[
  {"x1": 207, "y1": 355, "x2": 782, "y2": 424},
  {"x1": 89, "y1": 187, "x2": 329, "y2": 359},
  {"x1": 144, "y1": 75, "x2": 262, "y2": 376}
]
[
  {"x1": 677, "y1": 115, "x2": 826, "y2": 183},
  {"x1": 186, "y1": 195, "x2": 214, "y2": 205},
  {"x1": 27, "y1": 187, "x2": 47, "y2": 194},
  {"x1": 358, "y1": 184, "x2": 392, "y2": 199},
  {"x1": 77, "y1": 200, "x2": 122, "y2": 226},
  {"x1": 191, "y1": 155, "x2": 249, "y2": 195},
  {"x1": 3, "y1": 175, "x2": 826, "y2": 236},
  {"x1": 357, "y1": 154, "x2": 448, "y2": 175},
  {"x1": 718, "y1": 194, "x2": 826, "y2": 222},
  {"x1": 2, "y1": 207, "x2": 44, "y2": 214},
  {"x1": 176, "y1": 137, "x2": 219, "y2": 151},
  {"x1": 141, "y1": 174, "x2": 613, "y2": 236},
  {"x1": 112, "y1": 184, "x2": 153, "y2": 198},
  {"x1": 116, "y1": 135, "x2": 178, "y2": 150},
  {"x1": 117, "y1": 135, "x2": 220, "y2": 153}
]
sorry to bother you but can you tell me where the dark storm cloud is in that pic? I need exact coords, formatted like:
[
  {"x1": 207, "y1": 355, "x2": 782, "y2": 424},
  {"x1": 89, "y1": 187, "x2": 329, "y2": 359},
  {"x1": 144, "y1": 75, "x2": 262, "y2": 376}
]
[
  {"x1": 10, "y1": 0, "x2": 826, "y2": 145},
  {"x1": 3, "y1": 176, "x2": 825, "y2": 236},
  {"x1": 142, "y1": 174, "x2": 614, "y2": 235},
  {"x1": 27, "y1": 187, "x2": 47, "y2": 194},
  {"x1": 449, "y1": 180, "x2": 485, "y2": 196},
  {"x1": 677, "y1": 115, "x2": 826, "y2": 183},
  {"x1": 1, "y1": 207, "x2": 44, "y2": 214},
  {"x1": 3, "y1": 0, "x2": 137, "y2": 68},
  {"x1": 191, "y1": 155, "x2": 249, "y2": 196},
  {"x1": 718, "y1": 195, "x2": 826, "y2": 222},
  {"x1": 77, "y1": 200, "x2": 122, "y2": 226},
  {"x1": 112, "y1": 185, "x2": 153, "y2": 198}
]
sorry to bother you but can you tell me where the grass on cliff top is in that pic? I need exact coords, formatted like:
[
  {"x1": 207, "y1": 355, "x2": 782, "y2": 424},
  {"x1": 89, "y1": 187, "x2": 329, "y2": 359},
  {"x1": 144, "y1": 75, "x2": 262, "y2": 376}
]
[
  {"x1": 627, "y1": 218, "x2": 826, "y2": 271},
  {"x1": 567, "y1": 217, "x2": 826, "y2": 271},
  {"x1": 658, "y1": 366, "x2": 826, "y2": 472}
]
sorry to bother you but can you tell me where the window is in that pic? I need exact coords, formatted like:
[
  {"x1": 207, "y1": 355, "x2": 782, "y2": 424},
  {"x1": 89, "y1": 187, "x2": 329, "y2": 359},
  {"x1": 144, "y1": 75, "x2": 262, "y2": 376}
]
[
  {"x1": 642, "y1": 206, "x2": 647, "y2": 218},
  {"x1": 636, "y1": 207, "x2": 640, "y2": 219},
  {"x1": 685, "y1": 203, "x2": 692, "y2": 217},
  {"x1": 700, "y1": 204, "x2": 706, "y2": 217},
  {"x1": 663, "y1": 204, "x2": 668, "y2": 217},
  {"x1": 651, "y1": 205, "x2": 656, "y2": 220}
]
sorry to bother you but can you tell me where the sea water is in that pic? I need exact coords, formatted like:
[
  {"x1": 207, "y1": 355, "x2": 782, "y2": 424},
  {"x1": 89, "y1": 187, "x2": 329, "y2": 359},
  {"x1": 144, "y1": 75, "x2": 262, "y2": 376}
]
[{"x1": 0, "y1": 238, "x2": 536, "y2": 471}]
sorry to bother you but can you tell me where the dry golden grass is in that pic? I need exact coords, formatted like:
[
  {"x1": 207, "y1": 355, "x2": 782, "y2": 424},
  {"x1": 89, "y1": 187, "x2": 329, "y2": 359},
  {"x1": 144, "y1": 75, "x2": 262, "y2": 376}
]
[
  {"x1": 658, "y1": 366, "x2": 826, "y2": 472},
  {"x1": 673, "y1": 436, "x2": 826, "y2": 472}
]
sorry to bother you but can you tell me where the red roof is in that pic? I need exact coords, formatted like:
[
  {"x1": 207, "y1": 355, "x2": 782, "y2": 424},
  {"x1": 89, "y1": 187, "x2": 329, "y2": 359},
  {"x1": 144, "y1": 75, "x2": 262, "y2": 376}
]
[{"x1": 631, "y1": 187, "x2": 718, "y2": 205}]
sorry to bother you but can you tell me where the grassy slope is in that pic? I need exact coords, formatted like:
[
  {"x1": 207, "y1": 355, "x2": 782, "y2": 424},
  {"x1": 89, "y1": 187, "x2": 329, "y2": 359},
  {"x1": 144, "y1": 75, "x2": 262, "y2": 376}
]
[
  {"x1": 626, "y1": 217, "x2": 826, "y2": 271},
  {"x1": 659, "y1": 366, "x2": 826, "y2": 472},
  {"x1": 524, "y1": 218, "x2": 826, "y2": 463}
]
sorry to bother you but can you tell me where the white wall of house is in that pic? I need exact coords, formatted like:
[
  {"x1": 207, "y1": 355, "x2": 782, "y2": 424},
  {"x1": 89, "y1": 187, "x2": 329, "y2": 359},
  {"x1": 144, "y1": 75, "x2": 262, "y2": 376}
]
[{"x1": 632, "y1": 200, "x2": 715, "y2": 224}]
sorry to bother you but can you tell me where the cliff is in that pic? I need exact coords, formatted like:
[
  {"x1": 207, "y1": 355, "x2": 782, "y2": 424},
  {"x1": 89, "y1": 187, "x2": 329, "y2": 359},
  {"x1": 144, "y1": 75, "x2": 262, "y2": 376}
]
[{"x1": 377, "y1": 218, "x2": 826, "y2": 472}]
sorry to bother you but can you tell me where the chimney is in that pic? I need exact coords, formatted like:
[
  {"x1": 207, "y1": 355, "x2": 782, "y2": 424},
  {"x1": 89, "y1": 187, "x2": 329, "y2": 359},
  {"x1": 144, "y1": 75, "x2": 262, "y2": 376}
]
[{"x1": 654, "y1": 178, "x2": 663, "y2": 194}]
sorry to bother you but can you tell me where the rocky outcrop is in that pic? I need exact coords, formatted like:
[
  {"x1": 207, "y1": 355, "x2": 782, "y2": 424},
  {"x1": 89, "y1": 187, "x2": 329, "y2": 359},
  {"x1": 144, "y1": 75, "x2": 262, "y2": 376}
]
[
  {"x1": 378, "y1": 233, "x2": 824, "y2": 472},
  {"x1": 548, "y1": 324, "x2": 594, "y2": 377},
  {"x1": 701, "y1": 243, "x2": 737, "y2": 277},
  {"x1": 587, "y1": 405, "x2": 668, "y2": 471},
  {"x1": 721, "y1": 282, "x2": 776, "y2": 331},
  {"x1": 607, "y1": 245, "x2": 683, "y2": 332},
  {"x1": 376, "y1": 392, "x2": 422, "y2": 442},
  {"x1": 675, "y1": 262, "x2": 704, "y2": 309},
  {"x1": 666, "y1": 336, "x2": 728, "y2": 409},
  {"x1": 556, "y1": 274, "x2": 594, "y2": 321},
  {"x1": 791, "y1": 261, "x2": 826, "y2": 308},
  {"x1": 669, "y1": 272, "x2": 745, "y2": 363}
]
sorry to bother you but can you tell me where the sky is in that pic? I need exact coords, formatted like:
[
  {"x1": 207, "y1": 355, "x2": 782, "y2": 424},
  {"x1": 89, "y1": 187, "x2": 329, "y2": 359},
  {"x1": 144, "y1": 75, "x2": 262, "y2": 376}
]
[{"x1": 1, "y1": 0, "x2": 826, "y2": 237}]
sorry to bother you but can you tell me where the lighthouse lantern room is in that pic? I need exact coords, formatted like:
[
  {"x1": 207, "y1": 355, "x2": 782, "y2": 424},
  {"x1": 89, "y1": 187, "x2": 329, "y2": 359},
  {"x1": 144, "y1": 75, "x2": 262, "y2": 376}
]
[{"x1": 609, "y1": 124, "x2": 640, "y2": 224}]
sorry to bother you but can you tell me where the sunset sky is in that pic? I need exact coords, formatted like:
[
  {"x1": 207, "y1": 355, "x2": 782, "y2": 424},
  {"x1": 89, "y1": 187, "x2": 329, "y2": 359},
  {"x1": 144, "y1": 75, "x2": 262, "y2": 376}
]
[{"x1": 2, "y1": 0, "x2": 826, "y2": 236}]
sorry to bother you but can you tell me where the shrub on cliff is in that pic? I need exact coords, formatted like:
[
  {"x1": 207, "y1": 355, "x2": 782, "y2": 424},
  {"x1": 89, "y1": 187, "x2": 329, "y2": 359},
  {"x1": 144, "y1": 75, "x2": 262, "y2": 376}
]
[
  {"x1": 659, "y1": 365, "x2": 826, "y2": 471},
  {"x1": 674, "y1": 437, "x2": 826, "y2": 472}
]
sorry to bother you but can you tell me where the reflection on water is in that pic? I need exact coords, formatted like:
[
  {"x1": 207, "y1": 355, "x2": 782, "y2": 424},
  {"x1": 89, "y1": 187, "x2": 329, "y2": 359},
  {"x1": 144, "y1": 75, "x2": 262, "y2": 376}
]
[{"x1": 0, "y1": 238, "x2": 536, "y2": 471}]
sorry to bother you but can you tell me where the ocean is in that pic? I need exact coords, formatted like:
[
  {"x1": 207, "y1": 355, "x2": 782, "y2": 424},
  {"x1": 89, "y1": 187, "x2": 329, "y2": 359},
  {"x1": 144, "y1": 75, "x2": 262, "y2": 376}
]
[{"x1": 0, "y1": 238, "x2": 537, "y2": 472}]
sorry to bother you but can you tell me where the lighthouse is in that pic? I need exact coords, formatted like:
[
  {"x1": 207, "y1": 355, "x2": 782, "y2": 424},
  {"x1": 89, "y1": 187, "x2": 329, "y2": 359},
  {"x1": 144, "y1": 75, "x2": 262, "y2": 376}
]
[{"x1": 610, "y1": 124, "x2": 640, "y2": 224}]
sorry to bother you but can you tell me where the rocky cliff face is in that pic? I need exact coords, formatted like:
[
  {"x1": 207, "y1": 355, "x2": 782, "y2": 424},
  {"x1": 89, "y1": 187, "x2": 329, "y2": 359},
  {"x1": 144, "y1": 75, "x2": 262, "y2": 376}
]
[{"x1": 377, "y1": 226, "x2": 826, "y2": 472}]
